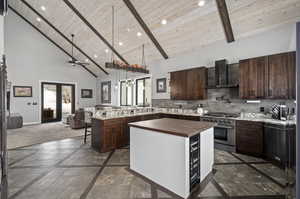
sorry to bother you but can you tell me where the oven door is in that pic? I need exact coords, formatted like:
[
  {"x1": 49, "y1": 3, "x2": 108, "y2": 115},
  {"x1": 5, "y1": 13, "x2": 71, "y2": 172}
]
[{"x1": 214, "y1": 126, "x2": 235, "y2": 146}]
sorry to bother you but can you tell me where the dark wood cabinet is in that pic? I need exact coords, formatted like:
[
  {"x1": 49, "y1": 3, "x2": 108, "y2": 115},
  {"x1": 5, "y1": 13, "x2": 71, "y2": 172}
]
[
  {"x1": 170, "y1": 70, "x2": 187, "y2": 100},
  {"x1": 92, "y1": 118, "x2": 126, "y2": 153},
  {"x1": 239, "y1": 56, "x2": 268, "y2": 99},
  {"x1": 239, "y1": 51, "x2": 296, "y2": 99},
  {"x1": 267, "y1": 52, "x2": 296, "y2": 99},
  {"x1": 236, "y1": 120, "x2": 263, "y2": 156},
  {"x1": 170, "y1": 67, "x2": 207, "y2": 100}
]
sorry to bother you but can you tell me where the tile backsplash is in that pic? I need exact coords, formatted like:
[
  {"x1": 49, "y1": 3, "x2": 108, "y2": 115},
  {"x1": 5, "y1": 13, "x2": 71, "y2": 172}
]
[{"x1": 152, "y1": 88, "x2": 296, "y2": 114}]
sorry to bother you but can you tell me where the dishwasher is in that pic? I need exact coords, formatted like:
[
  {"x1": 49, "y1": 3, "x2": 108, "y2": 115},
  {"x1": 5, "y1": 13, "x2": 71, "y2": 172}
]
[{"x1": 264, "y1": 123, "x2": 296, "y2": 192}]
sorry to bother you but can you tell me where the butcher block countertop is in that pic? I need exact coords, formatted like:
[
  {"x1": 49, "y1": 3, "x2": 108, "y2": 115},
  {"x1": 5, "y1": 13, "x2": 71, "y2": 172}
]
[{"x1": 128, "y1": 118, "x2": 216, "y2": 137}]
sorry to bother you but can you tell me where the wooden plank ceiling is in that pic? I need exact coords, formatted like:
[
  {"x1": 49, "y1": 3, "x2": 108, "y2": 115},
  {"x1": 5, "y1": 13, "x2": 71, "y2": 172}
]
[{"x1": 8, "y1": 0, "x2": 300, "y2": 76}]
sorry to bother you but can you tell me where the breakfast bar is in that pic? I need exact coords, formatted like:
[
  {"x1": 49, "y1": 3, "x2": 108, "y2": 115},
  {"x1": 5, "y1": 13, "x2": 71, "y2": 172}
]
[{"x1": 129, "y1": 118, "x2": 215, "y2": 199}]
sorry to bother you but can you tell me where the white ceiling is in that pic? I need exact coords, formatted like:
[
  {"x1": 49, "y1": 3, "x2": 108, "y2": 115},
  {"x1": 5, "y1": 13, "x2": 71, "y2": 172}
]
[{"x1": 8, "y1": 0, "x2": 300, "y2": 76}]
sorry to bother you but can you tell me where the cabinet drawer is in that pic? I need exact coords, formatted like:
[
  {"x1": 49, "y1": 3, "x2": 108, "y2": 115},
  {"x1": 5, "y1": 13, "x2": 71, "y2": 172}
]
[
  {"x1": 236, "y1": 120, "x2": 263, "y2": 128},
  {"x1": 104, "y1": 119, "x2": 123, "y2": 127}
]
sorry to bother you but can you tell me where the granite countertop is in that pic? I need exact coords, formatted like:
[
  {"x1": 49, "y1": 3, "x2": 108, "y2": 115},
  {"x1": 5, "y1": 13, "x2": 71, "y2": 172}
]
[
  {"x1": 236, "y1": 117, "x2": 296, "y2": 126},
  {"x1": 129, "y1": 118, "x2": 216, "y2": 137},
  {"x1": 93, "y1": 110, "x2": 296, "y2": 126},
  {"x1": 93, "y1": 111, "x2": 202, "y2": 120}
]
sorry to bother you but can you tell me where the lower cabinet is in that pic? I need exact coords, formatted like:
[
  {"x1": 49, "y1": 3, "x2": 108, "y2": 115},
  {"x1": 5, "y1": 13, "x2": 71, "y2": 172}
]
[
  {"x1": 236, "y1": 120, "x2": 264, "y2": 156},
  {"x1": 92, "y1": 113, "x2": 200, "y2": 152}
]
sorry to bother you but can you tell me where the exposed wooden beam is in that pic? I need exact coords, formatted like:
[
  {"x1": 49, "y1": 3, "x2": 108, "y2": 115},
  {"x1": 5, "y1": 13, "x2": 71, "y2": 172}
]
[
  {"x1": 62, "y1": 0, "x2": 129, "y2": 65},
  {"x1": 8, "y1": 6, "x2": 98, "y2": 78},
  {"x1": 216, "y1": 0, "x2": 235, "y2": 43},
  {"x1": 19, "y1": 0, "x2": 108, "y2": 75},
  {"x1": 123, "y1": 0, "x2": 169, "y2": 59}
]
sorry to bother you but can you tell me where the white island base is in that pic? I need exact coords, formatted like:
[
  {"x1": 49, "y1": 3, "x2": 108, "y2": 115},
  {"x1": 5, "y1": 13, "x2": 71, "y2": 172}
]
[{"x1": 130, "y1": 121, "x2": 214, "y2": 199}]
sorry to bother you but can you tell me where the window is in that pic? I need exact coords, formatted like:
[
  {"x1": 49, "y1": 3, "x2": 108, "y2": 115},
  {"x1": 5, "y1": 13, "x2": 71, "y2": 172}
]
[
  {"x1": 120, "y1": 81, "x2": 133, "y2": 106},
  {"x1": 136, "y1": 77, "x2": 151, "y2": 106}
]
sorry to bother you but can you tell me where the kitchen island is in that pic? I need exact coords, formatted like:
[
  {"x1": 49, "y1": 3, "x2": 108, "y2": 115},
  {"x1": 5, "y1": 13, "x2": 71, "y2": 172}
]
[{"x1": 129, "y1": 118, "x2": 215, "y2": 199}]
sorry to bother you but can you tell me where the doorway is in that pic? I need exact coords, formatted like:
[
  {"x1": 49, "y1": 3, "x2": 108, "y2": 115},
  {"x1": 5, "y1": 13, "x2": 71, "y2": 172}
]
[{"x1": 41, "y1": 82, "x2": 75, "y2": 123}]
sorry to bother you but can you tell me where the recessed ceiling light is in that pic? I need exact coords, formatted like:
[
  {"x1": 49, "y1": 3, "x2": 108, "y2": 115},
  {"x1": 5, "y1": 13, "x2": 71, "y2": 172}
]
[
  {"x1": 85, "y1": 59, "x2": 89, "y2": 62},
  {"x1": 137, "y1": 32, "x2": 142, "y2": 37},
  {"x1": 198, "y1": 0, "x2": 205, "y2": 7},
  {"x1": 105, "y1": 49, "x2": 109, "y2": 53},
  {"x1": 161, "y1": 19, "x2": 167, "y2": 25},
  {"x1": 94, "y1": 54, "x2": 98, "y2": 58},
  {"x1": 119, "y1": 42, "x2": 123, "y2": 46},
  {"x1": 36, "y1": 17, "x2": 41, "y2": 22},
  {"x1": 41, "y1": 6, "x2": 46, "y2": 11}
]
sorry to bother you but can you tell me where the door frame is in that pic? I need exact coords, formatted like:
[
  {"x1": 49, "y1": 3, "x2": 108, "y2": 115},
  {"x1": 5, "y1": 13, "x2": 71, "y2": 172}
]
[{"x1": 40, "y1": 81, "x2": 76, "y2": 123}]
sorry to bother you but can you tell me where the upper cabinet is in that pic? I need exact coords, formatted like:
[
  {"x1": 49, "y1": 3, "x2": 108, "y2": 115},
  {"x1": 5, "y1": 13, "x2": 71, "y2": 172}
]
[
  {"x1": 170, "y1": 67, "x2": 207, "y2": 100},
  {"x1": 239, "y1": 52, "x2": 296, "y2": 99},
  {"x1": 239, "y1": 56, "x2": 268, "y2": 99},
  {"x1": 267, "y1": 52, "x2": 296, "y2": 99}
]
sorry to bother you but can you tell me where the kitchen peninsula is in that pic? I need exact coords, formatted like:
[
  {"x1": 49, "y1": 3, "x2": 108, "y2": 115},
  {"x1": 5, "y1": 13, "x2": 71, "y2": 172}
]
[
  {"x1": 91, "y1": 109, "x2": 202, "y2": 152},
  {"x1": 129, "y1": 118, "x2": 215, "y2": 199}
]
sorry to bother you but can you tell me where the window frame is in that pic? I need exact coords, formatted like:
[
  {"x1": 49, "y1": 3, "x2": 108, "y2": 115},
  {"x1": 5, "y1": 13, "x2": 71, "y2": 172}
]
[
  {"x1": 120, "y1": 81, "x2": 133, "y2": 106},
  {"x1": 135, "y1": 77, "x2": 151, "y2": 107}
]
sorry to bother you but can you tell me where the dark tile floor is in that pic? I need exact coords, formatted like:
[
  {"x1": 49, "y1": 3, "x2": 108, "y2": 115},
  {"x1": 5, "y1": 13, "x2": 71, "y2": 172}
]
[{"x1": 7, "y1": 137, "x2": 295, "y2": 199}]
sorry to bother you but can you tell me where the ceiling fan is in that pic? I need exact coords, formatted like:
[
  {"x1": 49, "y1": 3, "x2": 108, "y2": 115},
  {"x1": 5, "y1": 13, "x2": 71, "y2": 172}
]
[{"x1": 67, "y1": 34, "x2": 89, "y2": 66}]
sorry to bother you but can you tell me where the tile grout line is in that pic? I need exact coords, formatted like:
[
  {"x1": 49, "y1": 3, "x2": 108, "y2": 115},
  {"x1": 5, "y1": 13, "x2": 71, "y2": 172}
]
[
  {"x1": 8, "y1": 145, "x2": 83, "y2": 199},
  {"x1": 8, "y1": 150, "x2": 39, "y2": 167},
  {"x1": 7, "y1": 135, "x2": 85, "y2": 150},
  {"x1": 193, "y1": 172, "x2": 215, "y2": 198},
  {"x1": 214, "y1": 161, "x2": 269, "y2": 166},
  {"x1": 8, "y1": 168, "x2": 53, "y2": 199},
  {"x1": 79, "y1": 150, "x2": 115, "y2": 199},
  {"x1": 210, "y1": 178, "x2": 229, "y2": 198},
  {"x1": 229, "y1": 152, "x2": 286, "y2": 189}
]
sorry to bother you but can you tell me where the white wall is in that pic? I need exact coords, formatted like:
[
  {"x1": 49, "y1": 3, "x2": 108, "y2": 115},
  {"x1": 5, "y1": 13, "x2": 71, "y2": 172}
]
[
  {"x1": 149, "y1": 22, "x2": 296, "y2": 100},
  {"x1": 5, "y1": 11, "x2": 97, "y2": 124},
  {"x1": 0, "y1": 16, "x2": 4, "y2": 55}
]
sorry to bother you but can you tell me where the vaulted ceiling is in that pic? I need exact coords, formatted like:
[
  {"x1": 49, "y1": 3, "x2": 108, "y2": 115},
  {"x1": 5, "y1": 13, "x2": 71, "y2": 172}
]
[{"x1": 8, "y1": 0, "x2": 300, "y2": 77}]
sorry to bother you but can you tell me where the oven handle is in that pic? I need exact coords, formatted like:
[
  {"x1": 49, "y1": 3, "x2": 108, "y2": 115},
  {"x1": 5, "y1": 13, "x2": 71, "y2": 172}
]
[{"x1": 215, "y1": 125, "x2": 233, "y2": 129}]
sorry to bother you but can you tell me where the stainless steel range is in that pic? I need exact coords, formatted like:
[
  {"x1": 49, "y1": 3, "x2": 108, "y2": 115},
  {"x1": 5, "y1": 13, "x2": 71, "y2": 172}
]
[{"x1": 200, "y1": 112, "x2": 240, "y2": 152}]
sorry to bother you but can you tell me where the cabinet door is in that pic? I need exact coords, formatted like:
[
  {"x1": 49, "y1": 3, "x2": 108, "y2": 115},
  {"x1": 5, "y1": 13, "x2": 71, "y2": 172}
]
[
  {"x1": 170, "y1": 71, "x2": 187, "y2": 100},
  {"x1": 268, "y1": 53, "x2": 289, "y2": 99},
  {"x1": 249, "y1": 57, "x2": 268, "y2": 98},
  {"x1": 115, "y1": 124, "x2": 126, "y2": 148},
  {"x1": 287, "y1": 52, "x2": 296, "y2": 99},
  {"x1": 239, "y1": 57, "x2": 268, "y2": 99},
  {"x1": 236, "y1": 121, "x2": 263, "y2": 156},
  {"x1": 103, "y1": 127, "x2": 117, "y2": 152},
  {"x1": 186, "y1": 68, "x2": 207, "y2": 100},
  {"x1": 239, "y1": 59, "x2": 250, "y2": 98}
]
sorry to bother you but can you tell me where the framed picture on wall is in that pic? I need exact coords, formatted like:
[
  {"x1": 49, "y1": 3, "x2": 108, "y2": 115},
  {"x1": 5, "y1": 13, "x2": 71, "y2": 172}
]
[
  {"x1": 13, "y1": 86, "x2": 32, "y2": 97},
  {"x1": 101, "y1": 81, "x2": 111, "y2": 104},
  {"x1": 81, "y1": 89, "x2": 93, "y2": 98},
  {"x1": 156, "y1": 78, "x2": 167, "y2": 93}
]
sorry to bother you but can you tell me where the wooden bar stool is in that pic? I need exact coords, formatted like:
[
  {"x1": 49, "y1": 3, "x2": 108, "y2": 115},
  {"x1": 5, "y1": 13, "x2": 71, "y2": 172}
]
[{"x1": 84, "y1": 111, "x2": 93, "y2": 143}]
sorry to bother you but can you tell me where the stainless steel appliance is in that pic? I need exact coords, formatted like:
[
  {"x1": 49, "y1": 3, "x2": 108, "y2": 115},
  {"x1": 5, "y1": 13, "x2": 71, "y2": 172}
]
[{"x1": 200, "y1": 112, "x2": 239, "y2": 152}]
